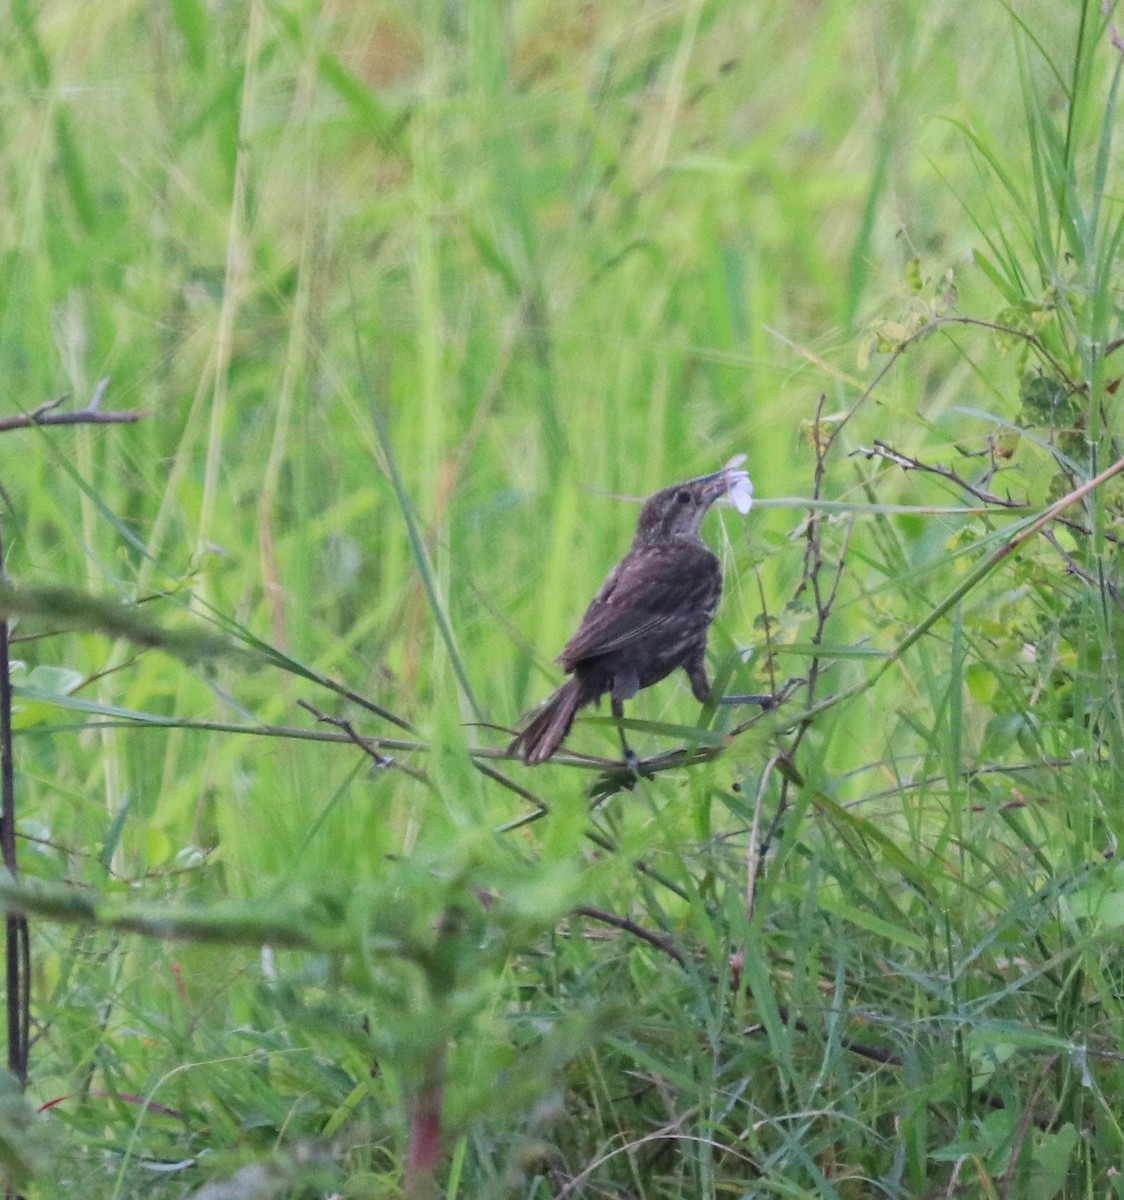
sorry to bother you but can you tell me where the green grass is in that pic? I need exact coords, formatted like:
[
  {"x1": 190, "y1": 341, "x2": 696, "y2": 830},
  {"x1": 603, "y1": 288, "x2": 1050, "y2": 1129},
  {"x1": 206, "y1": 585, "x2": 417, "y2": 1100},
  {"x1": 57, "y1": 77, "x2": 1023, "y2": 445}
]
[{"x1": 0, "y1": 0, "x2": 1122, "y2": 1195}]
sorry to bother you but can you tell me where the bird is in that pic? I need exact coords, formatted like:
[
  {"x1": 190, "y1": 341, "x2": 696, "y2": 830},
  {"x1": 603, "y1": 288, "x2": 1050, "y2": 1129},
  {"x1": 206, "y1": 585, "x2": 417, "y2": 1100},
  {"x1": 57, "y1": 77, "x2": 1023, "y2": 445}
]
[{"x1": 510, "y1": 459, "x2": 752, "y2": 766}]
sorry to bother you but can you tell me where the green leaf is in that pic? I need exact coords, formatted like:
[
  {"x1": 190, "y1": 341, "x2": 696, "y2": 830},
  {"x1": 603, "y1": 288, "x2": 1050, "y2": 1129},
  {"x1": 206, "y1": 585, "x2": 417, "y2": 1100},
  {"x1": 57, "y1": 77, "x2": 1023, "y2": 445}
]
[
  {"x1": 170, "y1": 0, "x2": 208, "y2": 70},
  {"x1": 816, "y1": 891, "x2": 928, "y2": 953},
  {"x1": 965, "y1": 662, "x2": 998, "y2": 705}
]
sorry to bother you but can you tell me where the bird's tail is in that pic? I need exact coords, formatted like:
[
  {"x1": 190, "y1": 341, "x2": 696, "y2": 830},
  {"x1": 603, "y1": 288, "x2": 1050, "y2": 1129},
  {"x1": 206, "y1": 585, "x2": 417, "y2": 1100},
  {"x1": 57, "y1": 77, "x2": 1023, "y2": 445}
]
[{"x1": 510, "y1": 677, "x2": 584, "y2": 765}]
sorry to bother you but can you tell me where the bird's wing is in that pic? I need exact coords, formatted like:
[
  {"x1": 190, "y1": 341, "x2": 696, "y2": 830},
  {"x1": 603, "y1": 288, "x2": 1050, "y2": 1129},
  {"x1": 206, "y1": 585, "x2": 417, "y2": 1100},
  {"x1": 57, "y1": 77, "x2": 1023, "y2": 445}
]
[{"x1": 557, "y1": 546, "x2": 720, "y2": 668}]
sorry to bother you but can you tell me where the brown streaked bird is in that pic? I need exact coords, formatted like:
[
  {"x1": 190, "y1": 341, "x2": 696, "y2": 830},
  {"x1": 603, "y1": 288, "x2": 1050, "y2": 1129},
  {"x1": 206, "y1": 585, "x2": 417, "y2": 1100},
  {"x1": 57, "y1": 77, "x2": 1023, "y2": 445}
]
[{"x1": 510, "y1": 460, "x2": 752, "y2": 766}]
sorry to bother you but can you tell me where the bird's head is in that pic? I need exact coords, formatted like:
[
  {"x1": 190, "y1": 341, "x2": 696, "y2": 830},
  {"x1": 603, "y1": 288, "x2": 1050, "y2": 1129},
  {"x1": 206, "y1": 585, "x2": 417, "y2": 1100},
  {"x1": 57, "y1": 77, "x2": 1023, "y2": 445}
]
[{"x1": 632, "y1": 458, "x2": 752, "y2": 546}]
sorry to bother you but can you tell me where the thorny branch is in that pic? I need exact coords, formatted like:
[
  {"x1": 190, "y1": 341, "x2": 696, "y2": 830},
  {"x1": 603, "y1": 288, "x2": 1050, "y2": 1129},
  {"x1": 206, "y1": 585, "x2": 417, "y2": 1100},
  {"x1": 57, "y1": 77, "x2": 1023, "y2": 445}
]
[{"x1": 851, "y1": 438, "x2": 1028, "y2": 509}]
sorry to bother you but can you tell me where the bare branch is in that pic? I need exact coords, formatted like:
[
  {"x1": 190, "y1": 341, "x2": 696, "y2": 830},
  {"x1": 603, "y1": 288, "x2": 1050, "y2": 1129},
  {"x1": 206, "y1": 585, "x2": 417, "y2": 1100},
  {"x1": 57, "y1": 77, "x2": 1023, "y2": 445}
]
[
  {"x1": 297, "y1": 700, "x2": 429, "y2": 785},
  {"x1": 0, "y1": 379, "x2": 149, "y2": 434},
  {"x1": 852, "y1": 439, "x2": 1028, "y2": 508},
  {"x1": 572, "y1": 906, "x2": 687, "y2": 967}
]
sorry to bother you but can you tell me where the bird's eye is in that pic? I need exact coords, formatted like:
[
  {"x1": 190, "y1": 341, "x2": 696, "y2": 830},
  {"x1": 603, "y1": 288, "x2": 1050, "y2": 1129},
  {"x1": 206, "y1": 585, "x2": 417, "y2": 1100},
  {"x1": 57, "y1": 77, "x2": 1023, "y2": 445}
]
[{"x1": 676, "y1": 490, "x2": 691, "y2": 504}]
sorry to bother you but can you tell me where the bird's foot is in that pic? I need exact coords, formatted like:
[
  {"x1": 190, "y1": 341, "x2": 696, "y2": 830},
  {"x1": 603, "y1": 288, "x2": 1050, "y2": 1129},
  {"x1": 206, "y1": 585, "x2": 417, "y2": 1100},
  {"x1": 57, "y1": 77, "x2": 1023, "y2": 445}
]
[
  {"x1": 621, "y1": 745, "x2": 653, "y2": 782},
  {"x1": 623, "y1": 745, "x2": 642, "y2": 777}
]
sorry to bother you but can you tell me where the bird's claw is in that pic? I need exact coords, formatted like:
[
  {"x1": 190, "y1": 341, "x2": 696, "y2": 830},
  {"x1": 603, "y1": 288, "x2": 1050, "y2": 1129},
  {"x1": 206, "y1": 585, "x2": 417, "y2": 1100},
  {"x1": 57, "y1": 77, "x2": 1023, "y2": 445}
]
[{"x1": 622, "y1": 745, "x2": 650, "y2": 782}]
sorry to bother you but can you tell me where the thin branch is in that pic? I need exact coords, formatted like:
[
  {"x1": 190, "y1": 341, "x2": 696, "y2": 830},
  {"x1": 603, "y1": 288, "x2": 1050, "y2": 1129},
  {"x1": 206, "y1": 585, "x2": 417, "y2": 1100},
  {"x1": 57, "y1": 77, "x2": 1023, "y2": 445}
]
[
  {"x1": 851, "y1": 439, "x2": 1028, "y2": 508},
  {"x1": 756, "y1": 392, "x2": 851, "y2": 862},
  {"x1": 470, "y1": 760, "x2": 550, "y2": 815},
  {"x1": 297, "y1": 701, "x2": 429, "y2": 784},
  {"x1": 572, "y1": 906, "x2": 687, "y2": 967},
  {"x1": 0, "y1": 520, "x2": 28, "y2": 1089},
  {"x1": 0, "y1": 380, "x2": 148, "y2": 434},
  {"x1": 298, "y1": 702, "x2": 551, "y2": 813},
  {"x1": 1041, "y1": 528, "x2": 1123, "y2": 607},
  {"x1": 0, "y1": 410, "x2": 148, "y2": 433}
]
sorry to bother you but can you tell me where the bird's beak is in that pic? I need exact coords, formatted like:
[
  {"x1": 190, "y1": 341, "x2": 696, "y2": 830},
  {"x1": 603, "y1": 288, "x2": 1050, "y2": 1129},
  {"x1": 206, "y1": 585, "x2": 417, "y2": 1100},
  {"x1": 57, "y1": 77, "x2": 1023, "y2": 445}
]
[{"x1": 693, "y1": 455, "x2": 753, "y2": 514}]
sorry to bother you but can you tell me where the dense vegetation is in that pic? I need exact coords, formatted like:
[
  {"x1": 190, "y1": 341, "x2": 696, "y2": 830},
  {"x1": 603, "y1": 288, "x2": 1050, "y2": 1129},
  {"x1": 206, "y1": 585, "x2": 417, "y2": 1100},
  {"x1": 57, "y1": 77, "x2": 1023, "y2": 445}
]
[{"x1": 1, "y1": 1, "x2": 1122, "y2": 1196}]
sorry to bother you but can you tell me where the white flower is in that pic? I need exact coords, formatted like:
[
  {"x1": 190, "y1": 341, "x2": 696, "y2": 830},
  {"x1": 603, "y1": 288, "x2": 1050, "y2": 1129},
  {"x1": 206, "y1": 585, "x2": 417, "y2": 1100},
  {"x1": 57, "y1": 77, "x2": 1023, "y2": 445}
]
[{"x1": 722, "y1": 454, "x2": 753, "y2": 514}]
